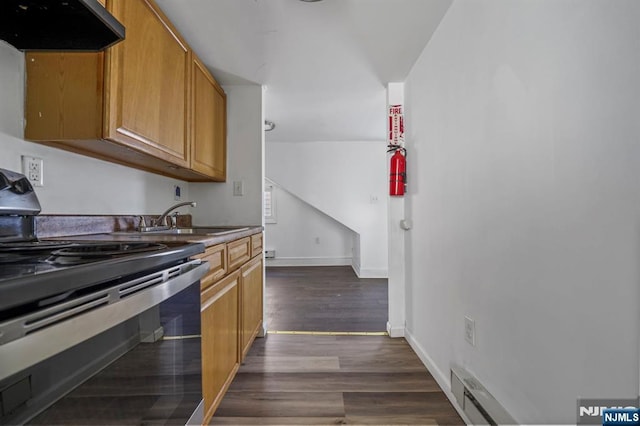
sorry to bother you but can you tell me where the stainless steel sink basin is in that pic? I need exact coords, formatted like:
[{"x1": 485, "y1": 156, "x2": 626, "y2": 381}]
[
  {"x1": 110, "y1": 227, "x2": 250, "y2": 237},
  {"x1": 156, "y1": 227, "x2": 250, "y2": 236}
]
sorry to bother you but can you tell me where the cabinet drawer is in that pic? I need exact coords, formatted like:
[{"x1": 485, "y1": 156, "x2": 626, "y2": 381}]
[
  {"x1": 250, "y1": 233, "x2": 263, "y2": 258},
  {"x1": 196, "y1": 244, "x2": 227, "y2": 291},
  {"x1": 227, "y1": 237, "x2": 251, "y2": 272}
]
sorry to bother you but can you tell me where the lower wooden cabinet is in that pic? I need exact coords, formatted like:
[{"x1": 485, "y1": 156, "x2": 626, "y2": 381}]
[
  {"x1": 200, "y1": 234, "x2": 263, "y2": 423},
  {"x1": 201, "y1": 270, "x2": 240, "y2": 425},
  {"x1": 240, "y1": 256, "x2": 264, "y2": 360}
]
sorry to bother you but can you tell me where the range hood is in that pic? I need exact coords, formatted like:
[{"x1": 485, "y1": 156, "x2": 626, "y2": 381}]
[{"x1": 0, "y1": 0, "x2": 125, "y2": 51}]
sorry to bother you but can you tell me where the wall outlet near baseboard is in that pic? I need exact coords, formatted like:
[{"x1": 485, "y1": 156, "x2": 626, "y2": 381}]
[
  {"x1": 265, "y1": 250, "x2": 276, "y2": 259},
  {"x1": 464, "y1": 316, "x2": 475, "y2": 346}
]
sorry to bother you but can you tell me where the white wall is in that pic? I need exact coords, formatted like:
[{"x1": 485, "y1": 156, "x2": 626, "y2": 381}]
[
  {"x1": 0, "y1": 42, "x2": 190, "y2": 215},
  {"x1": 386, "y1": 82, "x2": 406, "y2": 338},
  {"x1": 403, "y1": 1, "x2": 640, "y2": 424},
  {"x1": 266, "y1": 140, "x2": 388, "y2": 278},
  {"x1": 265, "y1": 181, "x2": 354, "y2": 266},
  {"x1": 190, "y1": 85, "x2": 263, "y2": 226}
]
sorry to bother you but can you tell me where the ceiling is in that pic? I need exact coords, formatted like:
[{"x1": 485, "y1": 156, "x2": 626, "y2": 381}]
[{"x1": 154, "y1": 0, "x2": 452, "y2": 143}]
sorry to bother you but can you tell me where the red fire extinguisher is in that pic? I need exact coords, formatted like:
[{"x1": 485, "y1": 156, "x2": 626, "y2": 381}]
[{"x1": 389, "y1": 146, "x2": 406, "y2": 196}]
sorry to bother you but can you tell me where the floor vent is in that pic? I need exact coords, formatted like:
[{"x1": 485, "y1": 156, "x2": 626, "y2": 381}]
[{"x1": 450, "y1": 366, "x2": 515, "y2": 425}]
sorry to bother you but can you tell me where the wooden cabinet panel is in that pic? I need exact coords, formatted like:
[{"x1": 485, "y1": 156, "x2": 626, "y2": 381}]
[
  {"x1": 197, "y1": 244, "x2": 227, "y2": 291},
  {"x1": 25, "y1": 52, "x2": 104, "y2": 141},
  {"x1": 240, "y1": 256, "x2": 263, "y2": 360},
  {"x1": 201, "y1": 270, "x2": 240, "y2": 425},
  {"x1": 250, "y1": 233, "x2": 263, "y2": 259},
  {"x1": 24, "y1": 0, "x2": 228, "y2": 182},
  {"x1": 212, "y1": 80, "x2": 226, "y2": 176},
  {"x1": 197, "y1": 233, "x2": 263, "y2": 420},
  {"x1": 227, "y1": 237, "x2": 251, "y2": 272},
  {"x1": 191, "y1": 54, "x2": 226, "y2": 181},
  {"x1": 105, "y1": 0, "x2": 190, "y2": 167}
]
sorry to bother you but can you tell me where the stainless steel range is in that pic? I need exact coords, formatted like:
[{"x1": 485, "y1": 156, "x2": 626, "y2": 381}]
[{"x1": 0, "y1": 169, "x2": 209, "y2": 423}]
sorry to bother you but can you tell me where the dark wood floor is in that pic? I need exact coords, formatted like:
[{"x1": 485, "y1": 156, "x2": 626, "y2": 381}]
[
  {"x1": 212, "y1": 267, "x2": 462, "y2": 425},
  {"x1": 266, "y1": 266, "x2": 388, "y2": 332},
  {"x1": 211, "y1": 334, "x2": 463, "y2": 425}
]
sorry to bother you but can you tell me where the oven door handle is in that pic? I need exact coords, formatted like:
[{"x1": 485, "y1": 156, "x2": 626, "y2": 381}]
[{"x1": 0, "y1": 259, "x2": 209, "y2": 383}]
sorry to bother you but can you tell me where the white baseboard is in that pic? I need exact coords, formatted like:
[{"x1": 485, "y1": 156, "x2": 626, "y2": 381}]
[
  {"x1": 351, "y1": 259, "x2": 388, "y2": 279},
  {"x1": 265, "y1": 257, "x2": 351, "y2": 267},
  {"x1": 353, "y1": 268, "x2": 388, "y2": 279},
  {"x1": 351, "y1": 261, "x2": 361, "y2": 277},
  {"x1": 404, "y1": 328, "x2": 472, "y2": 426},
  {"x1": 386, "y1": 321, "x2": 405, "y2": 338}
]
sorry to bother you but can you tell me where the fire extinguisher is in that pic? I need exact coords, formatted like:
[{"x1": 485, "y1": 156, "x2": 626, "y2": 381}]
[{"x1": 388, "y1": 146, "x2": 406, "y2": 196}]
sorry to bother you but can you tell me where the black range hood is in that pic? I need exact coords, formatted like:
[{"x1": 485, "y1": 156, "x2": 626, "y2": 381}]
[{"x1": 0, "y1": 0, "x2": 125, "y2": 51}]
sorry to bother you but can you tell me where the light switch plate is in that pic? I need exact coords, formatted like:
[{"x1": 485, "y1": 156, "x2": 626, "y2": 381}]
[
  {"x1": 464, "y1": 316, "x2": 475, "y2": 346},
  {"x1": 233, "y1": 181, "x2": 244, "y2": 196}
]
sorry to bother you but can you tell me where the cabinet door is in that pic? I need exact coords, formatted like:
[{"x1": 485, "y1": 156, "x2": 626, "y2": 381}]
[
  {"x1": 104, "y1": 0, "x2": 190, "y2": 167},
  {"x1": 201, "y1": 270, "x2": 240, "y2": 424},
  {"x1": 25, "y1": 52, "x2": 104, "y2": 141},
  {"x1": 192, "y1": 55, "x2": 227, "y2": 180},
  {"x1": 240, "y1": 256, "x2": 263, "y2": 360}
]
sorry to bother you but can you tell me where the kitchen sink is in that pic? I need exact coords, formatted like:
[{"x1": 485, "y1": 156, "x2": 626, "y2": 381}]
[
  {"x1": 155, "y1": 227, "x2": 250, "y2": 235},
  {"x1": 110, "y1": 227, "x2": 250, "y2": 236}
]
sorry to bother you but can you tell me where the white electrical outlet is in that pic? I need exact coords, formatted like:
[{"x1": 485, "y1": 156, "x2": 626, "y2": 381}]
[
  {"x1": 174, "y1": 185, "x2": 182, "y2": 201},
  {"x1": 21, "y1": 156, "x2": 44, "y2": 187},
  {"x1": 464, "y1": 316, "x2": 476, "y2": 346}
]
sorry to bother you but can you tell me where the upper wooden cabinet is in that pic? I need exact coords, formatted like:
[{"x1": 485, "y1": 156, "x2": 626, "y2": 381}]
[
  {"x1": 24, "y1": 0, "x2": 226, "y2": 182},
  {"x1": 191, "y1": 54, "x2": 226, "y2": 181},
  {"x1": 104, "y1": 0, "x2": 190, "y2": 168}
]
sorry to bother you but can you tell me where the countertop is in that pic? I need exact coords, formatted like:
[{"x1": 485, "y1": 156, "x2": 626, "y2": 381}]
[
  {"x1": 48, "y1": 226, "x2": 263, "y2": 248},
  {"x1": 34, "y1": 215, "x2": 262, "y2": 248}
]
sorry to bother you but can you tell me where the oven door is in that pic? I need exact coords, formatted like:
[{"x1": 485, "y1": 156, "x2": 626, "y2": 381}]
[{"x1": 0, "y1": 259, "x2": 208, "y2": 382}]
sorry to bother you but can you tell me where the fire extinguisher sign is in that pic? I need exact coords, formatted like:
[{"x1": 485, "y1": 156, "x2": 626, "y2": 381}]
[{"x1": 388, "y1": 104, "x2": 404, "y2": 146}]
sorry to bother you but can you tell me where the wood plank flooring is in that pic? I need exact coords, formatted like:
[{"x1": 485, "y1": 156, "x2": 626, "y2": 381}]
[
  {"x1": 266, "y1": 266, "x2": 388, "y2": 332},
  {"x1": 210, "y1": 266, "x2": 462, "y2": 424},
  {"x1": 211, "y1": 334, "x2": 463, "y2": 425}
]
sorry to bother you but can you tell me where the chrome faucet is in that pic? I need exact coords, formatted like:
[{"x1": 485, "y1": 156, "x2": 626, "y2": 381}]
[
  {"x1": 136, "y1": 201, "x2": 196, "y2": 232},
  {"x1": 152, "y1": 201, "x2": 196, "y2": 228}
]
